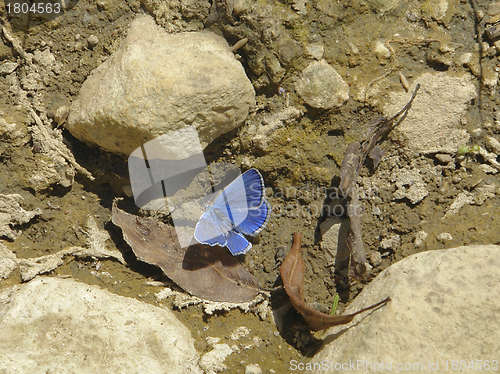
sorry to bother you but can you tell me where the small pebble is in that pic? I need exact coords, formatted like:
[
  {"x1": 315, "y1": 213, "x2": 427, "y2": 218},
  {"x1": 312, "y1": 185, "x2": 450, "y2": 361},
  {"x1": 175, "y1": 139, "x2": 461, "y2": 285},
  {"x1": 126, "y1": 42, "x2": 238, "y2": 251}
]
[
  {"x1": 380, "y1": 234, "x2": 400, "y2": 250},
  {"x1": 414, "y1": 231, "x2": 428, "y2": 246},
  {"x1": 305, "y1": 43, "x2": 324, "y2": 60},
  {"x1": 459, "y1": 52, "x2": 473, "y2": 65},
  {"x1": 472, "y1": 128, "x2": 482, "y2": 137},
  {"x1": 87, "y1": 35, "x2": 99, "y2": 49},
  {"x1": 245, "y1": 364, "x2": 262, "y2": 374},
  {"x1": 96, "y1": 0, "x2": 107, "y2": 10},
  {"x1": 122, "y1": 185, "x2": 133, "y2": 197},
  {"x1": 374, "y1": 40, "x2": 391, "y2": 59},
  {"x1": 435, "y1": 153, "x2": 453, "y2": 164},
  {"x1": 398, "y1": 71, "x2": 410, "y2": 92},
  {"x1": 54, "y1": 106, "x2": 69, "y2": 125},
  {"x1": 233, "y1": 0, "x2": 249, "y2": 14},
  {"x1": 486, "y1": 135, "x2": 500, "y2": 154},
  {"x1": 369, "y1": 251, "x2": 382, "y2": 267},
  {"x1": 437, "y1": 233, "x2": 453, "y2": 242},
  {"x1": 230, "y1": 326, "x2": 250, "y2": 340},
  {"x1": 0, "y1": 62, "x2": 19, "y2": 75}
]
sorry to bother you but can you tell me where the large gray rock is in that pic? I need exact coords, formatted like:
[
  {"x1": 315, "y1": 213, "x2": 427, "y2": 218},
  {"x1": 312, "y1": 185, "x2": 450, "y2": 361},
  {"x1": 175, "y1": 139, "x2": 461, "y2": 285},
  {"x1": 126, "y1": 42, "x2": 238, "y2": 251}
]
[
  {"x1": 0, "y1": 277, "x2": 202, "y2": 374},
  {"x1": 67, "y1": 15, "x2": 255, "y2": 156},
  {"x1": 384, "y1": 72, "x2": 476, "y2": 154},
  {"x1": 308, "y1": 245, "x2": 500, "y2": 373}
]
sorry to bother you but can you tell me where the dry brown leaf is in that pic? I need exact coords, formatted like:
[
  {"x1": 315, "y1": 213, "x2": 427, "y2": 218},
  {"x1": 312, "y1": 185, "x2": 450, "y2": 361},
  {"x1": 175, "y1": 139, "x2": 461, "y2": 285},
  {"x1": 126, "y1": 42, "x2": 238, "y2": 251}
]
[
  {"x1": 280, "y1": 232, "x2": 390, "y2": 331},
  {"x1": 111, "y1": 202, "x2": 261, "y2": 303}
]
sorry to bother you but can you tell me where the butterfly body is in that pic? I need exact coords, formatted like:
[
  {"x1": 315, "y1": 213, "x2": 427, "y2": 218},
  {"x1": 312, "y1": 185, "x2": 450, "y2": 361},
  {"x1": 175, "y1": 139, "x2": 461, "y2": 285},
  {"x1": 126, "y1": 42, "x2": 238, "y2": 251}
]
[{"x1": 194, "y1": 169, "x2": 271, "y2": 255}]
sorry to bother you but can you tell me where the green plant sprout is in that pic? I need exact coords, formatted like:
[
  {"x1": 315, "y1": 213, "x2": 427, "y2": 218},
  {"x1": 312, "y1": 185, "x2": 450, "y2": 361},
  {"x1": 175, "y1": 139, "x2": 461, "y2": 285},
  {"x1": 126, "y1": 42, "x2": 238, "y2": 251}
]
[
  {"x1": 457, "y1": 144, "x2": 479, "y2": 156},
  {"x1": 330, "y1": 294, "x2": 340, "y2": 315}
]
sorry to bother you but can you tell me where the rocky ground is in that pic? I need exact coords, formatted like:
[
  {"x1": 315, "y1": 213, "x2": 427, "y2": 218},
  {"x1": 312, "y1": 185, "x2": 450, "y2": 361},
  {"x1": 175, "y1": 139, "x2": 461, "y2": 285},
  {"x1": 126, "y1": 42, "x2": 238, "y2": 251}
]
[{"x1": 1, "y1": 0, "x2": 500, "y2": 372}]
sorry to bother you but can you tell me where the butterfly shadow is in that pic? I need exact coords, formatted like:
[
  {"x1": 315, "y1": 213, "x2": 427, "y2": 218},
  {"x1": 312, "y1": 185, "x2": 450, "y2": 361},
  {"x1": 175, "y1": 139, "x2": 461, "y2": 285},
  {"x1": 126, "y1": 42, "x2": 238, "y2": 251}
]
[
  {"x1": 111, "y1": 202, "x2": 261, "y2": 303},
  {"x1": 182, "y1": 243, "x2": 245, "y2": 271}
]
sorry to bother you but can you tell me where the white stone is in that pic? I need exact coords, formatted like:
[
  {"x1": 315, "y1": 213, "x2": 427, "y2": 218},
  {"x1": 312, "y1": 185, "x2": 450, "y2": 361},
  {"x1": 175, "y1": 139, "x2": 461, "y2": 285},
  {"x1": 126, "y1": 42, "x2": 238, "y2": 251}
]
[
  {"x1": 245, "y1": 364, "x2": 263, "y2": 374},
  {"x1": 473, "y1": 184, "x2": 496, "y2": 205},
  {"x1": 437, "y1": 232, "x2": 452, "y2": 242},
  {"x1": 199, "y1": 344, "x2": 235, "y2": 374},
  {"x1": 67, "y1": 15, "x2": 255, "y2": 156},
  {"x1": 414, "y1": 230, "x2": 428, "y2": 246},
  {"x1": 373, "y1": 40, "x2": 391, "y2": 59},
  {"x1": 426, "y1": 0, "x2": 449, "y2": 20},
  {"x1": 0, "y1": 277, "x2": 202, "y2": 374},
  {"x1": 305, "y1": 43, "x2": 324, "y2": 60},
  {"x1": 458, "y1": 52, "x2": 473, "y2": 65},
  {"x1": 230, "y1": 326, "x2": 250, "y2": 340},
  {"x1": 479, "y1": 146, "x2": 500, "y2": 171},
  {"x1": 291, "y1": 0, "x2": 308, "y2": 14},
  {"x1": 479, "y1": 164, "x2": 498, "y2": 174},
  {"x1": 442, "y1": 191, "x2": 473, "y2": 219},
  {"x1": 0, "y1": 118, "x2": 16, "y2": 134},
  {"x1": 295, "y1": 60, "x2": 349, "y2": 109},
  {"x1": 0, "y1": 194, "x2": 42, "y2": 240},
  {"x1": 0, "y1": 243, "x2": 17, "y2": 279},
  {"x1": 486, "y1": 135, "x2": 500, "y2": 154},
  {"x1": 366, "y1": 0, "x2": 402, "y2": 13},
  {"x1": 87, "y1": 34, "x2": 99, "y2": 48},
  {"x1": 369, "y1": 251, "x2": 382, "y2": 267},
  {"x1": 233, "y1": 0, "x2": 249, "y2": 14},
  {"x1": 384, "y1": 72, "x2": 476, "y2": 154},
  {"x1": 472, "y1": 127, "x2": 482, "y2": 137},
  {"x1": 379, "y1": 234, "x2": 400, "y2": 250},
  {"x1": 434, "y1": 153, "x2": 452, "y2": 163},
  {"x1": 391, "y1": 166, "x2": 428, "y2": 204},
  {"x1": 319, "y1": 218, "x2": 349, "y2": 268},
  {"x1": 309, "y1": 245, "x2": 500, "y2": 371},
  {"x1": 0, "y1": 61, "x2": 18, "y2": 75}
]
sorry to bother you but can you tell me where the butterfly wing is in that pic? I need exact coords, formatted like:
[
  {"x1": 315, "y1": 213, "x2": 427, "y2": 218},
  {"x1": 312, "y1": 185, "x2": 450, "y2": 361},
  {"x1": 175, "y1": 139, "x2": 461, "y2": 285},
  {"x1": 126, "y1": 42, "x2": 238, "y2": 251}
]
[
  {"x1": 234, "y1": 199, "x2": 271, "y2": 236},
  {"x1": 225, "y1": 230, "x2": 252, "y2": 255},
  {"x1": 194, "y1": 210, "x2": 231, "y2": 247},
  {"x1": 212, "y1": 169, "x2": 265, "y2": 210},
  {"x1": 212, "y1": 169, "x2": 266, "y2": 228}
]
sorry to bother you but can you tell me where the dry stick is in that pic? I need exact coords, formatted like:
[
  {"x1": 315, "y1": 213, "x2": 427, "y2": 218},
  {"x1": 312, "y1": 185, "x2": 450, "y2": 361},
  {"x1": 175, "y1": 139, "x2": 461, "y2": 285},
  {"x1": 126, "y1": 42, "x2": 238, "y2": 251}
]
[{"x1": 339, "y1": 84, "x2": 420, "y2": 280}]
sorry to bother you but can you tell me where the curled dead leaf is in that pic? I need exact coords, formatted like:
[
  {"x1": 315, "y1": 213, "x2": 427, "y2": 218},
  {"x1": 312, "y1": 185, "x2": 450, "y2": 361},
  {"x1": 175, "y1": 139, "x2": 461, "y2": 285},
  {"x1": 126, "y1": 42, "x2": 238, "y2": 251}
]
[
  {"x1": 111, "y1": 201, "x2": 261, "y2": 303},
  {"x1": 280, "y1": 232, "x2": 390, "y2": 331}
]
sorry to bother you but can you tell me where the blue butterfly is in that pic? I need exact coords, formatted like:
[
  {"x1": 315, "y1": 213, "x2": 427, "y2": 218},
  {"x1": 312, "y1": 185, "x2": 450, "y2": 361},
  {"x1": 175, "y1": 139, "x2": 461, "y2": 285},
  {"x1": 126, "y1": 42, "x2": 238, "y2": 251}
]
[{"x1": 194, "y1": 168, "x2": 271, "y2": 255}]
